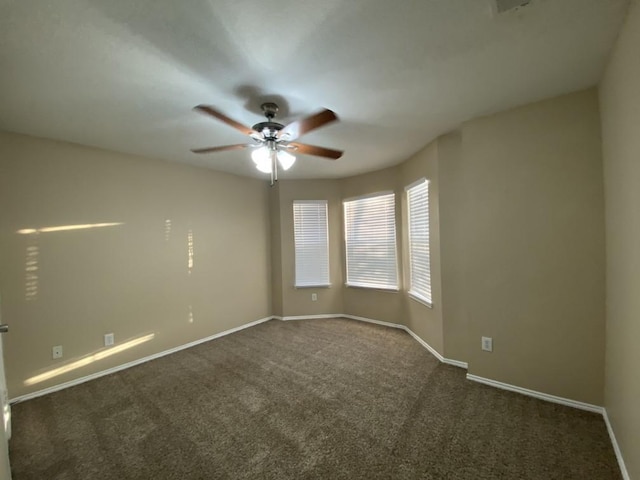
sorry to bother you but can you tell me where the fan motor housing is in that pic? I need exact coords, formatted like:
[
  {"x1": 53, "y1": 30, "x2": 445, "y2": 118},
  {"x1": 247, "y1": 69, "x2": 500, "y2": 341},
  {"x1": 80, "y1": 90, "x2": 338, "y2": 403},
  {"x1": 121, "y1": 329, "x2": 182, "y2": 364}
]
[
  {"x1": 261, "y1": 102, "x2": 279, "y2": 118},
  {"x1": 252, "y1": 121, "x2": 284, "y2": 139}
]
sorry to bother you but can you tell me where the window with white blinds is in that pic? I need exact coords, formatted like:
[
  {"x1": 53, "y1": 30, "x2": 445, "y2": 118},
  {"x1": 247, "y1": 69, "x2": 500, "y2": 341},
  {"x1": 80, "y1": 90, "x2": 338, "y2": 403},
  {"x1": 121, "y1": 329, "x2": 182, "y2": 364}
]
[
  {"x1": 293, "y1": 200, "x2": 330, "y2": 287},
  {"x1": 343, "y1": 192, "x2": 398, "y2": 290},
  {"x1": 406, "y1": 179, "x2": 432, "y2": 306}
]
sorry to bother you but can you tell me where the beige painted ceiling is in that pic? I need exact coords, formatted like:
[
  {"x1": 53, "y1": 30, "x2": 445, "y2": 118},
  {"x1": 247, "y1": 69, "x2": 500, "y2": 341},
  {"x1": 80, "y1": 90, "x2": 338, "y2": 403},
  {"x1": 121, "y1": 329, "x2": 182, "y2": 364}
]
[{"x1": 0, "y1": 0, "x2": 629, "y2": 179}]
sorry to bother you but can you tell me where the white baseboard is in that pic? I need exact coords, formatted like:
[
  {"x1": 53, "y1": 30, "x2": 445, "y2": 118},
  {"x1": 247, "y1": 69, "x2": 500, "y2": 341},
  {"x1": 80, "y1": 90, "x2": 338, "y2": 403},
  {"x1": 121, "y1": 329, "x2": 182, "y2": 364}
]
[
  {"x1": 467, "y1": 375, "x2": 629, "y2": 478},
  {"x1": 442, "y1": 358, "x2": 469, "y2": 369},
  {"x1": 341, "y1": 314, "x2": 469, "y2": 368},
  {"x1": 12, "y1": 312, "x2": 627, "y2": 480},
  {"x1": 603, "y1": 409, "x2": 631, "y2": 480},
  {"x1": 279, "y1": 314, "x2": 343, "y2": 321},
  {"x1": 10, "y1": 315, "x2": 274, "y2": 404},
  {"x1": 403, "y1": 327, "x2": 445, "y2": 362},
  {"x1": 466, "y1": 374, "x2": 603, "y2": 414},
  {"x1": 281, "y1": 313, "x2": 445, "y2": 362},
  {"x1": 283, "y1": 313, "x2": 469, "y2": 369},
  {"x1": 341, "y1": 314, "x2": 406, "y2": 330},
  {"x1": 10, "y1": 313, "x2": 468, "y2": 404}
]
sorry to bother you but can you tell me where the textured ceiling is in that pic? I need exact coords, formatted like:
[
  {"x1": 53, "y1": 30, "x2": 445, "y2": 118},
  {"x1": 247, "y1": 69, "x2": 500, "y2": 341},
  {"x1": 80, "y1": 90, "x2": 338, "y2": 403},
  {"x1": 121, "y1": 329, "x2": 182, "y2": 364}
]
[{"x1": 0, "y1": 0, "x2": 630, "y2": 179}]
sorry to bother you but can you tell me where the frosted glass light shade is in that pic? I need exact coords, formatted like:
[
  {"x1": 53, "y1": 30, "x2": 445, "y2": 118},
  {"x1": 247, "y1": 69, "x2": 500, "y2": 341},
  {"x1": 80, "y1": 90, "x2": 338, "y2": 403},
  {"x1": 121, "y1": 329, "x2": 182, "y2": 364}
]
[
  {"x1": 277, "y1": 150, "x2": 296, "y2": 170},
  {"x1": 252, "y1": 147, "x2": 272, "y2": 173},
  {"x1": 251, "y1": 146, "x2": 269, "y2": 163}
]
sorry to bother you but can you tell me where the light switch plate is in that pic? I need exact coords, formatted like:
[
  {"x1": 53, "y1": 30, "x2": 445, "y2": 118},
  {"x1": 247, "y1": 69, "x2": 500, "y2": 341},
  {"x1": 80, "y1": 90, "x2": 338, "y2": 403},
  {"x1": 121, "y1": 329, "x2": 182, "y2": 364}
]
[
  {"x1": 52, "y1": 345, "x2": 63, "y2": 359},
  {"x1": 481, "y1": 336, "x2": 493, "y2": 352}
]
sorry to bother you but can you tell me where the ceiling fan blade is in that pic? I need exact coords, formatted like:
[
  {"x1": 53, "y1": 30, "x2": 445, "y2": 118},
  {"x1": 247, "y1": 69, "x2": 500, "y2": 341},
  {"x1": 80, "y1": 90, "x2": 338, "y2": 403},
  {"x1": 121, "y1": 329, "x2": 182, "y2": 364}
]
[
  {"x1": 194, "y1": 105, "x2": 256, "y2": 136},
  {"x1": 289, "y1": 142, "x2": 343, "y2": 160},
  {"x1": 279, "y1": 109, "x2": 338, "y2": 141},
  {"x1": 191, "y1": 144, "x2": 252, "y2": 154}
]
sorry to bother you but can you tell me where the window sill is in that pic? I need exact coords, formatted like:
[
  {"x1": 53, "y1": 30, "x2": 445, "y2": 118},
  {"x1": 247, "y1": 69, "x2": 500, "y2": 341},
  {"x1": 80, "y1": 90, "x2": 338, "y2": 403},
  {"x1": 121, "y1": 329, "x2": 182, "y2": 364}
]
[
  {"x1": 295, "y1": 284, "x2": 331, "y2": 289},
  {"x1": 408, "y1": 291, "x2": 433, "y2": 309},
  {"x1": 345, "y1": 283, "x2": 400, "y2": 293}
]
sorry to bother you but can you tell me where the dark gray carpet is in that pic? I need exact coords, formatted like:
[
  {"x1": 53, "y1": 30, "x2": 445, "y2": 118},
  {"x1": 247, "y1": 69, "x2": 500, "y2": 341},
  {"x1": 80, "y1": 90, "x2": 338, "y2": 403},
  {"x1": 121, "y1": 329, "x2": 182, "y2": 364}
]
[{"x1": 9, "y1": 318, "x2": 621, "y2": 479}]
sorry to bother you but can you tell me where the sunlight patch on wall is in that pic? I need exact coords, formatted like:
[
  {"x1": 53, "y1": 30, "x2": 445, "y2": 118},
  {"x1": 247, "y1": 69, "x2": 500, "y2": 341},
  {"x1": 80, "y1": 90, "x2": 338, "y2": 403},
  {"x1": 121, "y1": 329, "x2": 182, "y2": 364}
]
[
  {"x1": 2, "y1": 390, "x2": 10, "y2": 440},
  {"x1": 187, "y1": 229, "x2": 194, "y2": 274},
  {"x1": 24, "y1": 237, "x2": 39, "y2": 301},
  {"x1": 24, "y1": 333, "x2": 155, "y2": 386},
  {"x1": 17, "y1": 222, "x2": 123, "y2": 235},
  {"x1": 19, "y1": 222, "x2": 123, "y2": 301},
  {"x1": 164, "y1": 219, "x2": 172, "y2": 242}
]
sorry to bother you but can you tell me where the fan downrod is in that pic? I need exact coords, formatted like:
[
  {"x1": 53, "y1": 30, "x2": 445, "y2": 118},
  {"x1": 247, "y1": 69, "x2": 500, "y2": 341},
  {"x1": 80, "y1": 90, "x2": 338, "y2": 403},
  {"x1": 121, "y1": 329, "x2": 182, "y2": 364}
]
[{"x1": 252, "y1": 102, "x2": 284, "y2": 138}]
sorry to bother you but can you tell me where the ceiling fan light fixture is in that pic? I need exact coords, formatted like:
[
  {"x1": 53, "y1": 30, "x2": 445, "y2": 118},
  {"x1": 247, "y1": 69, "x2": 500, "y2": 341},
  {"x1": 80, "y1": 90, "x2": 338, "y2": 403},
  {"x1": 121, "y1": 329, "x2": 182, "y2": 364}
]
[
  {"x1": 251, "y1": 147, "x2": 272, "y2": 173},
  {"x1": 277, "y1": 150, "x2": 296, "y2": 170},
  {"x1": 192, "y1": 103, "x2": 342, "y2": 182},
  {"x1": 254, "y1": 158, "x2": 272, "y2": 174},
  {"x1": 251, "y1": 145, "x2": 269, "y2": 163}
]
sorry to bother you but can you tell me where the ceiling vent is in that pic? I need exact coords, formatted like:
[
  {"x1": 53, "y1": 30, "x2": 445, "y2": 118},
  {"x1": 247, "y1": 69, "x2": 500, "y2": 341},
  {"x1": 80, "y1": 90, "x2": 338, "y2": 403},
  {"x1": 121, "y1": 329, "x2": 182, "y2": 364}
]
[{"x1": 494, "y1": 0, "x2": 531, "y2": 14}]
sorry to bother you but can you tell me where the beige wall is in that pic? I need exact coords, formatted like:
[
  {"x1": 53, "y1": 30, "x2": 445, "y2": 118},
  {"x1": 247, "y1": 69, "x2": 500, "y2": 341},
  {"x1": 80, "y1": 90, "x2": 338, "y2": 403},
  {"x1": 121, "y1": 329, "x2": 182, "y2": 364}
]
[
  {"x1": 339, "y1": 167, "x2": 406, "y2": 326},
  {"x1": 600, "y1": 0, "x2": 640, "y2": 476},
  {"x1": 400, "y1": 142, "x2": 444, "y2": 354},
  {"x1": 437, "y1": 131, "x2": 468, "y2": 362},
  {"x1": 269, "y1": 184, "x2": 284, "y2": 317},
  {"x1": 273, "y1": 89, "x2": 607, "y2": 409},
  {"x1": 272, "y1": 180, "x2": 344, "y2": 317},
  {"x1": 458, "y1": 89, "x2": 606, "y2": 405},
  {"x1": 0, "y1": 87, "x2": 611, "y2": 418},
  {"x1": 0, "y1": 132, "x2": 272, "y2": 398},
  {"x1": 271, "y1": 154, "x2": 447, "y2": 355}
]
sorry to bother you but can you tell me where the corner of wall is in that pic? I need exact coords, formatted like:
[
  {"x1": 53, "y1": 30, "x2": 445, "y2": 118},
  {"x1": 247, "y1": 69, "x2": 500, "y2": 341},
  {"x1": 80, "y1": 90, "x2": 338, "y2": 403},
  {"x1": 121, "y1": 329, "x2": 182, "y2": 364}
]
[
  {"x1": 599, "y1": 0, "x2": 640, "y2": 477},
  {"x1": 269, "y1": 182, "x2": 284, "y2": 317}
]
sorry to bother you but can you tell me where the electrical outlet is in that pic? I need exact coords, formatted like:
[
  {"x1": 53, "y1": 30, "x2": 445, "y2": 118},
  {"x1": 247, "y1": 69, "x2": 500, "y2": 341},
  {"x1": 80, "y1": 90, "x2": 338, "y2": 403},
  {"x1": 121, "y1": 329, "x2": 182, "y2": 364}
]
[
  {"x1": 52, "y1": 345, "x2": 63, "y2": 359},
  {"x1": 104, "y1": 333, "x2": 115, "y2": 347},
  {"x1": 481, "y1": 336, "x2": 493, "y2": 352},
  {"x1": 311, "y1": 293, "x2": 318, "y2": 301}
]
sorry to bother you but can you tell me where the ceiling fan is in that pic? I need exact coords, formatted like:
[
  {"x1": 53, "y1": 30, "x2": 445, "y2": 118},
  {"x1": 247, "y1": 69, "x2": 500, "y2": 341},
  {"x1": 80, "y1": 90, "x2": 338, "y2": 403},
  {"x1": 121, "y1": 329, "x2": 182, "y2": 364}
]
[{"x1": 191, "y1": 102, "x2": 343, "y2": 184}]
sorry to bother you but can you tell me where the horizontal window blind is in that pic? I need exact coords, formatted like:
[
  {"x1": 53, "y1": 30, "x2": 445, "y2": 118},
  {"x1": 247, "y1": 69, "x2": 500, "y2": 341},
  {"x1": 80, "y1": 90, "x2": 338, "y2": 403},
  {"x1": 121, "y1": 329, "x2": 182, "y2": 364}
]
[
  {"x1": 343, "y1": 193, "x2": 398, "y2": 290},
  {"x1": 293, "y1": 200, "x2": 330, "y2": 287},
  {"x1": 407, "y1": 179, "x2": 432, "y2": 305}
]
